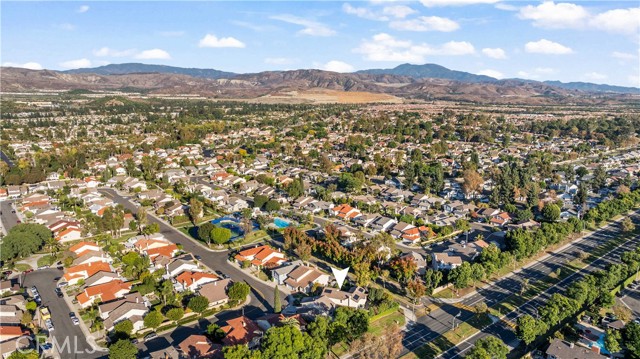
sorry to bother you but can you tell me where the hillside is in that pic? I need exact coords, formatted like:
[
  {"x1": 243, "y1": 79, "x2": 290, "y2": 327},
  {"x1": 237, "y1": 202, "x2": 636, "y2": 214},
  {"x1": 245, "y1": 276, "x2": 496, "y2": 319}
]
[
  {"x1": 63, "y1": 63, "x2": 236, "y2": 79},
  {"x1": 356, "y1": 63, "x2": 497, "y2": 83}
]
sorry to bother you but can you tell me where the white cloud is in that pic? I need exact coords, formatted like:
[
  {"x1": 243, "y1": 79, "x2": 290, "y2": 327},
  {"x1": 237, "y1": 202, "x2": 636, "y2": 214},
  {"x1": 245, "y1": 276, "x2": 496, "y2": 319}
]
[
  {"x1": 60, "y1": 58, "x2": 92, "y2": 69},
  {"x1": 265, "y1": 57, "x2": 297, "y2": 65},
  {"x1": 390, "y1": 16, "x2": 459, "y2": 32},
  {"x1": 583, "y1": 72, "x2": 608, "y2": 81},
  {"x1": 93, "y1": 47, "x2": 136, "y2": 57},
  {"x1": 198, "y1": 34, "x2": 246, "y2": 48},
  {"x1": 321, "y1": 60, "x2": 354, "y2": 73},
  {"x1": 382, "y1": 5, "x2": 416, "y2": 18},
  {"x1": 481, "y1": 47, "x2": 507, "y2": 59},
  {"x1": 589, "y1": 8, "x2": 640, "y2": 35},
  {"x1": 535, "y1": 67, "x2": 555, "y2": 74},
  {"x1": 343, "y1": 4, "x2": 388, "y2": 21},
  {"x1": 495, "y1": 3, "x2": 518, "y2": 11},
  {"x1": 420, "y1": 0, "x2": 500, "y2": 7},
  {"x1": 612, "y1": 51, "x2": 637, "y2": 60},
  {"x1": 2, "y1": 62, "x2": 43, "y2": 70},
  {"x1": 477, "y1": 69, "x2": 503, "y2": 79},
  {"x1": 77, "y1": 5, "x2": 89, "y2": 13},
  {"x1": 354, "y1": 33, "x2": 474, "y2": 62},
  {"x1": 524, "y1": 39, "x2": 573, "y2": 55},
  {"x1": 134, "y1": 49, "x2": 171, "y2": 60},
  {"x1": 518, "y1": 2, "x2": 589, "y2": 29},
  {"x1": 271, "y1": 14, "x2": 336, "y2": 36}
]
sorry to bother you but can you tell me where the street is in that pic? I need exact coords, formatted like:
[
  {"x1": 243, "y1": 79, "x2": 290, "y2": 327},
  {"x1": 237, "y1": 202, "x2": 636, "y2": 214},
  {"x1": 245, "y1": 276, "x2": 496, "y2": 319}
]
[
  {"x1": 432, "y1": 213, "x2": 640, "y2": 359},
  {"x1": 0, "y1": 200, "x2": 20, "y2": 235},
  {"x1": 22, "y1": 269, "x2": 104, "y2": 359},
  {"x1": 98, "y1": 188, "x2": 286, "y2": 319}
]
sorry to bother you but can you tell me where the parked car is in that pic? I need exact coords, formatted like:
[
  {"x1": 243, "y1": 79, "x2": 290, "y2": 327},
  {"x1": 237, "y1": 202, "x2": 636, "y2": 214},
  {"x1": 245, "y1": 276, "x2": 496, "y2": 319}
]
[
  {"x1": 72, "y1": 317, "x2": 80, "y2": 325},
  {"x1": 143, "y1": 332, "x2": 157, "y2": 341},
  {"x1": 45, "y1": 319, "x2": 54, "y2": 331},
  {"x1": 54, "y1": 288, "x2": 63, "y2": 298}
]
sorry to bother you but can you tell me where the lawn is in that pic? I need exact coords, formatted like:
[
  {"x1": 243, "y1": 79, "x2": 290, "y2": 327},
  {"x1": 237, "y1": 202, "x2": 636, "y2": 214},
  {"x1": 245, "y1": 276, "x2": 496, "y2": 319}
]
[
  {"x1": 368, "y1": 309, "x2": 405, "y2": 336},
  {"x1": 14, "y1": 263, "x2": 32, "y2": 272}
]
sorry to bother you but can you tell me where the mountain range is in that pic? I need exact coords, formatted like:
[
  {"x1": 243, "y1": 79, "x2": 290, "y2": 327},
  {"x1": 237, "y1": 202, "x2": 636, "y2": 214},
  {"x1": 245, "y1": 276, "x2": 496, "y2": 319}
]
[{"x1": 2, "y1": 63, "x2": 638, "y2": 105}]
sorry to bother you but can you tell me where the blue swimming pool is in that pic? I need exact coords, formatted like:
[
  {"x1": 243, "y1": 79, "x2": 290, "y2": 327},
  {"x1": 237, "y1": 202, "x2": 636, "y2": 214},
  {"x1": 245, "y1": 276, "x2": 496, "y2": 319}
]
[
  {"x1": 210, "y1": 217, "x2": 258, "y2": 242},
  {"x1": 273, "y1": 218, "x2": 291, "y2": 229},
  {"x1": 590, "y1": 333, "x2": 610, "y2": 355}
]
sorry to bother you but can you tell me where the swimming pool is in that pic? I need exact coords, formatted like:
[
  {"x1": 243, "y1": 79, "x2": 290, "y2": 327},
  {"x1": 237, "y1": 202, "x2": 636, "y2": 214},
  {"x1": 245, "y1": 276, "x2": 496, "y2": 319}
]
[
  {"x1": 589, "y1": 333, "x2": 610, "y2": 355},
  {"x1": 273, "y1": 217, "x2": 291, "y2": 229}
]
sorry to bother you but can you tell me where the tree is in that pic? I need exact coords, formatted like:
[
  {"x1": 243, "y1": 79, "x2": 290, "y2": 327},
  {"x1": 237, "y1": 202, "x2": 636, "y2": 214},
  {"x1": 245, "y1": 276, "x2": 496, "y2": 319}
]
[
  {"x1": 622, "y1": 217, "x2": 635, "y2": 233},
  {"x1": 295, "y1": 241, "x2": 312, "y2": 263},
  {"x1": 136, "y1": 207, "x2": 147, "y2": 233},
  {"x1": 613, "y1": 305, "x2": 633, "y2": 322},
  {"x1": 223, "y1": 345, "x2": 262, "y2": 359},
  {"x1": 273, "y1": 286, "x2": 282, "y2": 314},
  {"x1": 7, "y1": 351, "x2": 39, "y2": 359},
  {"x1": 470, "y1": 263, "x2": 486, "y2": 287},
  {"x1": 198, "y1": 222, "x2": 216, "y2": 244},
  {"x1": 166, "y1": 307, "x2": 184, "y2": 323},
  {"x1": 254, "y1": 195, "x2": 269, "y2": 209},
  {"x1": 260, "y1": 325, "x2": 326, "y2": 359},
  {"x1": 462, "y1": 169, "x2": 483, "y2": 198},
  {"x1": 265, "y1": 200, "x2": 281, "y2": 212},
  {"x1": 542, "y1": 203, "x2": 560, "y2": 222},
  {"x1": 349, "y1": 324, "x2": 404, "y2": 359},
  {"x1": 424, "y1": 269, "x2": 443, "y2": 295},
  {"x1": 624, "y1": 322, "x2": 640, "y2": 358},
  {"x1": 389, "y1": 257, "x2": 417, "y2": 283},
  {"x1": 210, "y1": 227, "x2": 232, "y2": 245},
  {"x1": 113, "y1": 319, "x2": 133, "y2": 338},
  {"x1": 206, "y1": 323, "x2": 226, "y2": 340},
  {"x1": 228, "y1": 282, "x2": 251, "y2": 303},
  {"x1": 406, "y1": 278, "x2": 426, "y2": 306},
  {"x1": 605, "y1": 329, "x2": 622, "y2": 353},
  {"x1": 189, "y1": 198, "x2": 203, "y2": 225},
  {"x1": 143, "y1": 310, "x2": 164, "y2": 329},
  {"x1": 108, "y1": 339, "x2": 138, "y2": 359},
  {"x1": 516, "y1": 315, "x2": 547, "y2": 347},
  {"x1": 187, "y1": 296, "x2": 209, "y2": 314},
  {"x1": 450, "y1": 262, "x2": 473, "y2": 291},
  {"x1": 0, "y1": 223, "x2": 51, "y2": 263},
  {"x1": 21, "y1": 310, "x2": 33, "y2": 326},
  {"x1": 465, "y1": 336, "x2": 508, "y2": 359},
  {"x1": 338, "y1": 172, "x2": 363, "y2": 193}
]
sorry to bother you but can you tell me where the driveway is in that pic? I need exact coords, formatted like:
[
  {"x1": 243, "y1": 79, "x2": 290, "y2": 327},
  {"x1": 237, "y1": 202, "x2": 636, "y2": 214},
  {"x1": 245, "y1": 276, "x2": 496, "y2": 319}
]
[{"x1": 22, "y1": 269, "x2": 104, "y2": 359}]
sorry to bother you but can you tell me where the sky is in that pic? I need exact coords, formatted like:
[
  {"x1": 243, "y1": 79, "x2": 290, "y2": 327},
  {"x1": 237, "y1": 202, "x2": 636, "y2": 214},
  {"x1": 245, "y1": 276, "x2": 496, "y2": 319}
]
[{"x1": 1, "y1": 1, "x2": 639, "y2": 87}]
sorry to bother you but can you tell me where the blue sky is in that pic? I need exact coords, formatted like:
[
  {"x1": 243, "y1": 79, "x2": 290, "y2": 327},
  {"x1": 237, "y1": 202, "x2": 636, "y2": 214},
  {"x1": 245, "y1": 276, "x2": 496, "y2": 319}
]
[{"x1": 2, "y1": 1, "x2": 639, "y2": 86}]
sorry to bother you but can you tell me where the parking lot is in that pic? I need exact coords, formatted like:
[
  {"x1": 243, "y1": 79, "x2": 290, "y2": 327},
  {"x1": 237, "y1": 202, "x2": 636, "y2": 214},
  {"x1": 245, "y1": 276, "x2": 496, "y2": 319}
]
[
  {"x1": 23, "y1": 269, "x2": 104, "y2": 359},
  {"x1": 618, "y1": 281, "x2": 640, "y2": 319}
]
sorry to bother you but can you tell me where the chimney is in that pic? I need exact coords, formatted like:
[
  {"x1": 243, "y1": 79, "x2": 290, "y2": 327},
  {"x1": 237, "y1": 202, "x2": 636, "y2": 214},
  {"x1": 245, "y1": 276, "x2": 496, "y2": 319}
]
[
  {"x1": 136, "y1": 296, "x2": 139, "y2": 303},
  {"x1": 242, "y1": 321, "x2": 246, "y2": 327},
  {"x1": 569, "y1": 343, "x2": 574, "y2": 348},
  {"x1": 591, "y1": 346, "x2": 600, "y2": 354}
]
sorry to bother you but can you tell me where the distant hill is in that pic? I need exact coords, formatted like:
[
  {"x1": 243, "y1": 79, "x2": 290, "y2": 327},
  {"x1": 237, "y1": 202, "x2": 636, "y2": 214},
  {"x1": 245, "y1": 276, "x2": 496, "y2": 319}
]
[
  {"x1": 63, "y1": 63, "x2": 236, "y2": 79},
  {"x1": 356, "y1": 63, "x2": 498, "y2": 83},
  {"x1": 543, "y1": 80, "x2": 640, "y2": 94}
]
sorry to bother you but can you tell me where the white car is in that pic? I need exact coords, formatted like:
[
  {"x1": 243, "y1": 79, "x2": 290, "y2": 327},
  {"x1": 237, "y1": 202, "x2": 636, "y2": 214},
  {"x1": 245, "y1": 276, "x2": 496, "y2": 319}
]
[{"x1": 45, "y1": 319, "x2": 54, "y2": 331}]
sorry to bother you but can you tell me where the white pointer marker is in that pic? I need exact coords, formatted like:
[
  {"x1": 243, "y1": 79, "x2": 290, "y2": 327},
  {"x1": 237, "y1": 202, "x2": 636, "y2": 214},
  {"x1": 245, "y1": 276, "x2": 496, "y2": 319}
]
[{"x1": 331, "y1": 266, "x2": 349, "y2": 289}]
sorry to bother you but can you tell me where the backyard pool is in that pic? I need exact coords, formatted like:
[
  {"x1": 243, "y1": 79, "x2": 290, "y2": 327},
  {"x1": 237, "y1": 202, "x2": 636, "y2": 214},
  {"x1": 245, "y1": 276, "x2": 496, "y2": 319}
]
[
  {"x1": 589, "y1": 333, "x2": 610, "y2": 355},
  {"x1": 273, "y1": 217, "x2": 291, "y2": 229}
]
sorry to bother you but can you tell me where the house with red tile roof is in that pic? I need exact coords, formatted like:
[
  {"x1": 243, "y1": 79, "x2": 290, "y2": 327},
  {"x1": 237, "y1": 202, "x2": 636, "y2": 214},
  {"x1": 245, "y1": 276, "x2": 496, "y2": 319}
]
[
  {"x1": 76, "y1": 280, "x2": 131, "y2": 308},
  {"x1": 174, "y1": 271, "x2": 219, "y2": 292},
  {"x1": 143, "y1": 244, "x2": 179, "y2": 260},
  {"x1": 490, "y1": 212, "x2": 512, "y2": 227},
  {"x1": 331, "y1": 204, "x2": 362, "y2": 221},
  {"x1": 63, "y1": 262, "x2": 112, "y2": 286},
  {"x1": 56, "y1": 227, "x2": 83, "y2": 243},
  {"x1": 234, "y1": 245, "x2": 286, "y2": 269},
  {"x1": 401, "y1": 226, "x2": 421, "y2": 244},
  {"x1": 0, "y1": 325, "x2": 26, "y2": 342},
  {"x1": 220, "y1": 316, "x2": 262, "y2": 348}
]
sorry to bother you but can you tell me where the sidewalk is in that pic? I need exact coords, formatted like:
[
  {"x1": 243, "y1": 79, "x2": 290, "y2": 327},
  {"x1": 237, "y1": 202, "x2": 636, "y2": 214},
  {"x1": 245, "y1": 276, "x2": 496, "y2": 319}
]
[{"x1": 61, "y1": 287, "x2": 107, "y2": 353}]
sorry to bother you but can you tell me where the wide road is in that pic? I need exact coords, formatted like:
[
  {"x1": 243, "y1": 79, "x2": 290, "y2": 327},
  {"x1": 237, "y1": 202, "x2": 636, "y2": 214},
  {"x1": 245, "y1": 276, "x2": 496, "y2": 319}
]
[
  {"x1": 23, "y1": 269, "x2": 103, "y2": 359},
  {"x1": 99, "y1": 188, "x2": 286, "y2": 319},
  {"x1": 400, "y1": 211, "x2": 640, "y2": 358},
  {"x1": 0, "y1": 200, "x2": 20, "y2": 235},
  {"x1": 0, "y1": 150, "x2": 15, "y2": 168}
]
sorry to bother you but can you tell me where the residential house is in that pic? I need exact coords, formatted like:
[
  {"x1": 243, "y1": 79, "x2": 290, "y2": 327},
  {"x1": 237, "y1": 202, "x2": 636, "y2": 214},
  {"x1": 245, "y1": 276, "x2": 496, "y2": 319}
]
[
  {"x1": 283, "y1": 265, "x2": 329, "y2": 293},
  {"x1": 76, "y1": 280, "x2": 132, "y2": 308},
  {"x1": 400, "y1": 252, "x2": 428, "y2": 275},
  {"x1": 198, "y1": 278, "x2": 231, "y2": 308},
  {"x1": 165, "y1": 256, "x2": 200, "y2": 278},
  {"x1": 271, "y1": 260, "x2": 303, "y2": 285},
  {"x1": 103, "y1": 300, "x2": 149, "y2": 333},
  {"x1": 174, "y1": 271, "x2": 219, "y2": 292},
  {"x1": 178, "y1": 335, "x2": 221, "y2": 359},
  {"x1": 220, "y1": 316, "x2": 262, "y2": 348},
  {"x1": 234, "y1": 245, "x2": 287, "y2": 269},
  {"x1": 545, "y1": 339, "x2": 606, "y2": 359},
  {"x1": 307, "y1": 286, "x2": 368, "y2": 311},
  {"x1": 63, "y1": 262, "x2": 112, "y2": 286}
]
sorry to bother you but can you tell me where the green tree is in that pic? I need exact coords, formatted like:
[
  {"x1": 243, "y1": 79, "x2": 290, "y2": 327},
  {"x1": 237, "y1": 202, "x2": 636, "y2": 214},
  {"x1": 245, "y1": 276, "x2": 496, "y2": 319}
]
[
  {"x1": 108, "y1": 339, "x2": 138, "y2": 359},
  {"x1": 189, "y1": 198, "x2": 203, "y2": 225},
  {"x1": 470, "y1": 263, "x2": 486, "y2": 287},
  {"x1": 206, "y1": 323, "x2": 226, "y2": 340},
  {"x1": 223, "y1": 345, "x2": 262, "y2": 359},
  {"x1": 143, "y1": 311, "x2": 164, "y2": 329},
  {"x1": 210, "y1": 227, "x2": 232, "y2": 245},
  {"x1": 542, "y1": 203, "x2": 560, "y2": 222},
  {"x1": 187, "y1": 295, "x2": 209, "y2": 314},
  {"x1": 622, "y1": 217, "x2": 636, "y2": 233},
  {"x1": 465, "y1": 336, "x2": 508, "y2": 359},
  {"x1": 450, "y1": 262, "x2": 473, "y2": 291},
  {"x1": 424, "y1": 269, "x2": 443, "y2": 295},
  {"x1": 605, "y1": 329, "x2": 622, "y2": 353},
  {"x1": 228, "y1": 282, "x2": 251, "y2": 303},
  {"x1": 8, "y1": 351, "x2": 40, "y2": 359},
  {"x1": 624, "y1": 322, "x2": 640, "y2": 358},
  {"x1": 136, "y1": 207, "x2": 147, "y2": 233},
  {"x1": 166, "y1": 307, "x2": 184, "y2": 323},
  {"x1": 264, "y1": 200, "x2": 281, "y2": 212},
  {"x1": 198, "y1": 222, "x2": 216, "y2": 244},
  {"x1": 254, "y1": 195, "x2": 269, "y2": 209},
  {"x1": 516, "y1": 315, "x2": 547, "y2": 346},
  {"x1": 273, "y1": 285, "x2": 282, "y2": 314},
  {"x1": 113, "y1": 319, "x2": 133, "y2": 338},
  {"x1": 261, "y1": 325, "x2": 326, "y2": 359}
]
